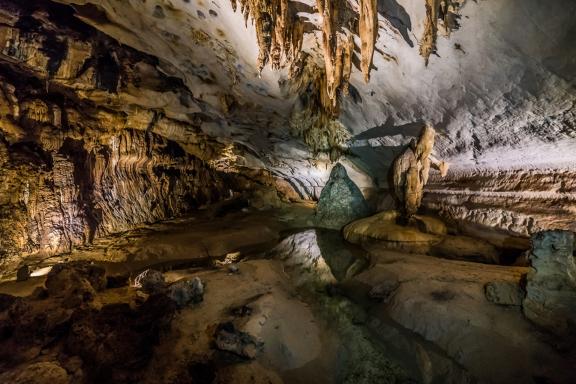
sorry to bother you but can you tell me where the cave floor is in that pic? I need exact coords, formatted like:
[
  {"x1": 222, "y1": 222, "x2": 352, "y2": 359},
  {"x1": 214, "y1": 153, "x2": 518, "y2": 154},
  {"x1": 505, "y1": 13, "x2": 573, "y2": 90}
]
[{"x1": 0, "y1": 206, "x2": 574, "y2": 383}]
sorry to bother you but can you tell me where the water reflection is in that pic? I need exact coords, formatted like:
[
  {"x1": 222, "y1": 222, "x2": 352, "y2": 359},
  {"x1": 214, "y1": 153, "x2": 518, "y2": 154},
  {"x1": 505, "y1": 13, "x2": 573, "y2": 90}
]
[{"x1": 268, "y1": 229, "x2": 369, "y2": 287}]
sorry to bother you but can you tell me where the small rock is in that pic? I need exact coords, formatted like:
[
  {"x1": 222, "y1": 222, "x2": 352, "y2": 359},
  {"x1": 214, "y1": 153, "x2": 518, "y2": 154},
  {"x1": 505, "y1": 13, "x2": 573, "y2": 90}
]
[
  {"x1": 133, "y1": 269, "x2": 166, "y2": 294},
  {"x1": 16, "y1": 265, "x2": 31, "y2": 281},
  {"x1": 485, "y1": 281, "x2": 523, "y2": 306},
  {"x1": 167, "y1": 277, "x2": 204, "y2": 307},
  {"x1": 368, "y1": 280, "x2": 400, "y2": 303},
  {"x1": 214, "y1": 322, "x2": 263, "y2": 359},
  {"x1": 228, "y1": 264, "x2": 240, "y2": 274},
  {"x1": 30, "y1": 286, "x2": 49, "y2": 300}
]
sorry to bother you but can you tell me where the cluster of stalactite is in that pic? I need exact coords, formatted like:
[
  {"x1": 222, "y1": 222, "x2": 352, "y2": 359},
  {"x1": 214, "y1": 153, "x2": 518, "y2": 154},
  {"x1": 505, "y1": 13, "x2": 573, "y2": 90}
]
[
  {"x1": 231, "y1": 0, "x2": 378, "y2": 159},
  {"x1": 420, "y1": 0, "x2": 465, "y2": 65},
  {"x1": 287, "y1": 54, "x2": 350, "y2": 161},
  {"x1": 230, "y1": 0, "x2": 304, "y2": 73},
  {"x1": 231, "y1": 0, "x2": 378, "y2": 107}
]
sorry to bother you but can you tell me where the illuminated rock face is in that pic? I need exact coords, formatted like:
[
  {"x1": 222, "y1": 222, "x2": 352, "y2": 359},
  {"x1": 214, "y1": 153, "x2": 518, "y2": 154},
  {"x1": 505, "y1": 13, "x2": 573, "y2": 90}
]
[
  {"x1": 389, "y1": 123, "x2": 447, "y2": 222},
  {"x1": 316, "y1": 163, "x2": 370, "y2": 229}
]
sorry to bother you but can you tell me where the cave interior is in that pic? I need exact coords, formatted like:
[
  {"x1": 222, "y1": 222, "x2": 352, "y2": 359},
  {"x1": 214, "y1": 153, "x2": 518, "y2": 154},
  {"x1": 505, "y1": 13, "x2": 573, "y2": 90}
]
[{"x1": 0, "y1": 0, "x2": 575, "y2": 383}]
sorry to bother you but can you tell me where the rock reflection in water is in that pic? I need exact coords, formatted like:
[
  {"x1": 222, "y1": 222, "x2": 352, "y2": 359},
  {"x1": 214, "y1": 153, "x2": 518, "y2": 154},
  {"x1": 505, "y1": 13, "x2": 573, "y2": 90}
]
[{"x1": 268, "y1": 229, "x2": 369, "y2": 286}]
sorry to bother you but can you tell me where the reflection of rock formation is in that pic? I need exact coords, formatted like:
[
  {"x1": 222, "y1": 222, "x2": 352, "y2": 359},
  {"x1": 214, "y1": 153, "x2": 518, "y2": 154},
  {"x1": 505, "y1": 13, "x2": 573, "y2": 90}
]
[
  {"x1": 389, "y1": 123, "x2": 448, "y2": 223},
  {"x1": 316, "y1": 163, "x2": 371, "y2": 229},
  {"x1": 523, "y1": 230, "x2": 576, "y2": 336},
  {"x1": 268, "y1": 229, "x2": 368, "y2": 286}
]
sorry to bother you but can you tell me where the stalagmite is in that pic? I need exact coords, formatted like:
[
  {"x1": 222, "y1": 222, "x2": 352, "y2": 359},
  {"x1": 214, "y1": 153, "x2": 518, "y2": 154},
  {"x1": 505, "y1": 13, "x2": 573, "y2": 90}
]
[{"x1": 389, "y1": 122, "x2": 449, "y2": 223}]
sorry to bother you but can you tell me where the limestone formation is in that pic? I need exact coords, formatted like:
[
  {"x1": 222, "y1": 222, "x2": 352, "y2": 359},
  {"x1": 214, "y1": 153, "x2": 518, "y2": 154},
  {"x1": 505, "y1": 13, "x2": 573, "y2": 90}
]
[
  {"x1": 389, "y1": 123, "x2": 448, "y2": 223},
  {"x1": 230, "y1": 0, "x2": 304, "y2": 73},
  {"x1": 0, "y1": 0, "x2": 300, "y2": 276},
  {"x1": 344, "y1": 210, "x2": 501, "y2": 264},
  {"x1": 214, "y1": 322, "x2": 264, "y2": 359},
  {"x1": 523, "y1": 230, "x2": 576, "y2": 335},
  {"x1": 359, "y1": 0, "x2": 378, "y2": 82},
  {"x1": 316, "y1": 163, "x2": 370, "y2": 229},
  {"x1": 420, "y1": 0, "x2": 465, "y2": 65}
]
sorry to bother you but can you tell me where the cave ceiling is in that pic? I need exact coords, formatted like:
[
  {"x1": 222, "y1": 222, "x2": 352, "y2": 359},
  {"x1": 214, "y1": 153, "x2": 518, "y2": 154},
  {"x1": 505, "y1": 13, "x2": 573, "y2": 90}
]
[{"x1": 3, "y1": 0, "x2": 576, "y2": 186}]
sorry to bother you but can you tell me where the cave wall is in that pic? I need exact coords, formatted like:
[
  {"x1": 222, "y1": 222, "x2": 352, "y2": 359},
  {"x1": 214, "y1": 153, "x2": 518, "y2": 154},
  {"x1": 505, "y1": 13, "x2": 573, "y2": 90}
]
[
  {"x1": 424, "y1": 169, "x2": 576, "y2": 237},
  {"x1": 0, "y1": 0, "x2": 247, "y2": 272}
]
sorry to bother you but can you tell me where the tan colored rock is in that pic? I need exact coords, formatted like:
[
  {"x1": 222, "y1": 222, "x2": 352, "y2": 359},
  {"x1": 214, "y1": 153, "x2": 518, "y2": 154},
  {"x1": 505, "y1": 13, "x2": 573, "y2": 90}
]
[
  {"x1": 389, "y1": 122, "x2": 448, "y2": 222},
  {"x1": 359, "y1": 0, "x2": 378, "y2": 82}
]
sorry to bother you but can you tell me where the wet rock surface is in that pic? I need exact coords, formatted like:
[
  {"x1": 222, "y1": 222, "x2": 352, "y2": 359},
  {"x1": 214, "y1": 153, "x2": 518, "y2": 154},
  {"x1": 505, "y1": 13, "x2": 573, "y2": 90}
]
[
  {"x1": 344, "y1": 210, "x2": 505, "y2": 264},
  {"x1": 0, "y1": 212, "x2": 574, "y2": 383},
  {"x1": 484, "y1": 280, "x2": 524, "y2": 306}
]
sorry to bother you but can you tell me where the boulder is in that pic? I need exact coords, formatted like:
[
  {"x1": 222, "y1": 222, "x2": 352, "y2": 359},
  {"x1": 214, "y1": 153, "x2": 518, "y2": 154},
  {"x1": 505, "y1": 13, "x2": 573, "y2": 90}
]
[
  {"x1": 167, "y1": 277, "x2": 204, "y2": 307},
  {"x1": 523, "y1": 230, "x2": 576, "y2": 335},
  {"x1": 316, "y1": 163, "x2": 370, "y2": 229},
  {"x1": 0, "y1": 361, "x2": 70, "y2": 384},
  {"x1": 45, "y1": 261, "x2": 106, "y2": 307},
  {"x1": 66, "y1": 294, "x2": 176, "y2": 380},
  {"x1": 133, "y1": 269, "x2": 166, "y2": 294},
  {"x1": 214, "y1": 322, "x2": 263, "y2": 359}
]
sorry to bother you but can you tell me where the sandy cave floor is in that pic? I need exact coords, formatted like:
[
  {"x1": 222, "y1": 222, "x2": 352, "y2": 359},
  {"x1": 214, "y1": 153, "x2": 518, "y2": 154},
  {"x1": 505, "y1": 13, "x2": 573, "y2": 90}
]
[{"x1": 0, "y1": 205, "x2": 574, "y2": 384}]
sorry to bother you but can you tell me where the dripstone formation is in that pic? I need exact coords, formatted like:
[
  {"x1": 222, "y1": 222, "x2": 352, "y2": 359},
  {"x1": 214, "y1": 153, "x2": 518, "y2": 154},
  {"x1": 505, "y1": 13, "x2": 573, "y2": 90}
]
[{"x1": 389, "y1": 123, "x2": 448, "y2": 224}]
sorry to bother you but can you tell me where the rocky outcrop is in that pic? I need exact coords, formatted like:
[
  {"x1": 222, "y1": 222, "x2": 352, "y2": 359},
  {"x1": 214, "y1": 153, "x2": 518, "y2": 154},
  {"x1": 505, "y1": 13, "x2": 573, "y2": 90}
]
[
  {"x1": 424, "y1": 168, "x2": 576, "y2": 237},
  {"x1": 523, "y1": 230, "x2": 576, "y2": 336},
  {"x1": 389, "y1": 123, "x2": 448, "y2": 223},
  {"x1": 316, "y1": 163, "x2": 370, "y2": 229},
  {"x1": 0, "y1": 0, "x2": 296, "y2": 274}
]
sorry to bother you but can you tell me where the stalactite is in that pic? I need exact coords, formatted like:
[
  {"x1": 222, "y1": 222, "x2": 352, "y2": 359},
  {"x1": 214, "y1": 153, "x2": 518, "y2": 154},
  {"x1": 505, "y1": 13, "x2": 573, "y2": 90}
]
[
  {"x1": 316, "y1": 0, "x2": 355, "y2": 107},
  {"x1": 420, "y1": 0, "x2": 465, "y2": 65},
  {"x1": 230, "y1": 0, "x2": 304, "y2": 74},
  {"x1": 287, "y1": 55, "x2": 350, "y2": 159},
  {"x1": 358, "y1": 0, "x2": 378, "y2": 82},
  {"x1": 420, "y1": 0, "x2": 440, "y2": 66}
]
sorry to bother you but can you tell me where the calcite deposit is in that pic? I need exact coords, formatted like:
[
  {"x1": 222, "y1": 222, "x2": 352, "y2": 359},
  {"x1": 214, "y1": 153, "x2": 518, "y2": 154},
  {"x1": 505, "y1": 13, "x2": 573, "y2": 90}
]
[{"x1": 389, "y1": 122, "x2": 448, "y2": 222}]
